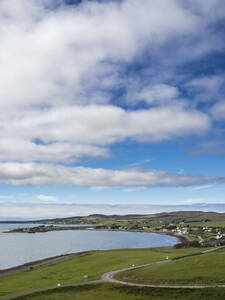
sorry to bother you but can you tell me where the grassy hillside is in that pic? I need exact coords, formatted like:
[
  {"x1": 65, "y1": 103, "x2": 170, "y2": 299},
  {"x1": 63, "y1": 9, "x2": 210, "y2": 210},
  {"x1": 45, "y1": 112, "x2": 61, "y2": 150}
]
[
  {"x1": 35, "y1": 211, "x2": 225, "y2": 233},
  {"x1": 116, "y1": 248, "x2": 225, "y2": 285},
  {"x1": 14, "y1": 283, "x2": 225, "y2": 300},
  {"x1": 37, "y1": 211, "x2": 225, "y2": 227},
  {"x1": 0, "y1": 247, "x2": 201, "y2": 298}
]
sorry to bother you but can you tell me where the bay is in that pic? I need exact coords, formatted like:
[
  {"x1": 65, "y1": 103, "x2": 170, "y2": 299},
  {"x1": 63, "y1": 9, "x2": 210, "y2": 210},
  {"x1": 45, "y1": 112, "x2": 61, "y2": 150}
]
[{"x1": 0, "y1": 223, "x2": 177, "y2": 270}]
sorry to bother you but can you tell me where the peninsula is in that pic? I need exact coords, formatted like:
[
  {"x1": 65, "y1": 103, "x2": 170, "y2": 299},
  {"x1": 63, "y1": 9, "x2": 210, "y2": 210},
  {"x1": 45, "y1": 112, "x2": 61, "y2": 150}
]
[{"x1": 6, "y1": 211, "x2": 225, "y2": 247}]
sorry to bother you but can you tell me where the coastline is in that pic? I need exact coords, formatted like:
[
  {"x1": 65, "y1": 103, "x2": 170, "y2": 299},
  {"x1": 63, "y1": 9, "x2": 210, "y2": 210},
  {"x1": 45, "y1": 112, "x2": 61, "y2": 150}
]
[
  {"x1": 0, "y1": 253, "x2": 74, "y2": 276},
  {"x1": 0, "y1": 229, "x2": 185, "y2": 276},
  {"x1": 5, "y1": 226, "x2": 187, "y2": 243}
]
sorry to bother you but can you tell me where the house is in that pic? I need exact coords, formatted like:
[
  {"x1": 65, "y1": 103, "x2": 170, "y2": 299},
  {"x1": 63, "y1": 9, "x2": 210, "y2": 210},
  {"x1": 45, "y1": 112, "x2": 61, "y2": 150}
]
[{"x1": 216, "y1": 233, "x2": 223, "y2": 239}]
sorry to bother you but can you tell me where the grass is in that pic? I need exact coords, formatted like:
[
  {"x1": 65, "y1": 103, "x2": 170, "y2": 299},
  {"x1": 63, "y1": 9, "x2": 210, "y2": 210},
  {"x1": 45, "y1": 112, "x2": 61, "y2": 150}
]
[
  {"x1": 0, "y1": 247, "x2": 202, "y2": 297},
  {"x1": 13, "y1": 283, "x2": 225, "y2": 300},
  {"x1": 116, "y1": 248, "x2": 225, "y2": 285},
  {"x1": 188, "y1": 220, "x2": 225, "y2": 227}
]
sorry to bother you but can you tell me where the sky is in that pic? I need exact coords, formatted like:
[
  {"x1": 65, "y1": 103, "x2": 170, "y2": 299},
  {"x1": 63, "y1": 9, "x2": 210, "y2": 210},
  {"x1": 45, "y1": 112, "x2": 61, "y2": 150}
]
[{"x1": 0, "y1": 0, "x2": 225, "y2": 219}]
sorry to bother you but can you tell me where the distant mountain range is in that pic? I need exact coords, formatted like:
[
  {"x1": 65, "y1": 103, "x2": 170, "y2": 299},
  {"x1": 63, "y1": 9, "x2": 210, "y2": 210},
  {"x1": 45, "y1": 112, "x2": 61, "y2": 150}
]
[{"x1": 1, "y1": 202, "x2": 225, "y2": 221}]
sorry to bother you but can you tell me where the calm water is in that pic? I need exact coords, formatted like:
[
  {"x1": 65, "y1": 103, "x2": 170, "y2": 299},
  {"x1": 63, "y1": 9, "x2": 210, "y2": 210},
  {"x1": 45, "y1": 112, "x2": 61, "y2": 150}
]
[{"x1": 0, "y1": 223, "x2": 177, "y2": 270}]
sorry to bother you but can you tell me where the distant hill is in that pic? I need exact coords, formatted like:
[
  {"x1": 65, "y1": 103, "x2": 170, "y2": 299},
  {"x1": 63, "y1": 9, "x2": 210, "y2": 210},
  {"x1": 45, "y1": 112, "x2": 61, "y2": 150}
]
[{"x1": 24, "y1": 210, "x2": 225, "y2": 225}]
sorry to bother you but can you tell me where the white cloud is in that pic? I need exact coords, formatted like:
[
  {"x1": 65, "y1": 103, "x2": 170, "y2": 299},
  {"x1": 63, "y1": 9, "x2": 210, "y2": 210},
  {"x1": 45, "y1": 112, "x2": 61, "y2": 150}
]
[
  {"x1": 0, "y1": 162, "x2": 224, "y2": 187},
  {"x1": 90, "y1": 186, "x2": 109, "y2": 191},
  {"x1": 126, "y1": 84, "x2": 179, "y2": 106},
  {"x1": 0, "y1": 104, "x2": 210, "y2": 162},
  {"x1": 0, "y1": 0, "x2": 202, "y2": 111},
  {"x1": 211, "y1": 100, "x2": 225, "y2": 120},
  {"x1": 0, "y1": 138, "x2": 108, "y2": 163},
  {"x1": 186, "y1": 75, "x2": 225, "y2": 103},
  {"x1": 36, "y1": 194, "x2": 58, "y2": 202},
  {"x1": 0, "y1": 195, "x2": 13, "y2": 200},
  {"x1": 0, "y1": 0, "x2": 223, "y2": 168},
  {"x1": 140, "y1": 84, "x2": 179, "y2": 105},
  {"x1": 123, "y1": 187, "x2": 147, "y2": 192},
  {"x1": 184, "y1": 198, "x2": 204, "y2": 204},
  {"x1": 188, "y1": 76, "x2": 223, "y2": 91},
  {"x1": 185, "y1": 0, "x2": 225, "y2": 20},
  {"x1": 192, "y1": 138, "x2": 225, "y2": 155},
  {"x1": 187, "y1": 184, "x2": 213, "y2": 191},
  {"x1": 127, "y1": 159, "x2": 154, "y2": 167}
]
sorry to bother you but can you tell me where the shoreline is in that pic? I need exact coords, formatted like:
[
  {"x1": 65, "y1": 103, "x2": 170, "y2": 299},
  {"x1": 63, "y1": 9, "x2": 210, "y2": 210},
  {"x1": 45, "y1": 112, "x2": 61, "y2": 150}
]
[
  {"x1": 0, "y1": 229, "x2": 186, "y2": 275},
  {"x1": 5, "y1": 225, "x2": 187, "y2": 243},
  {"x1": 0, "y1": 253, "x2": 74, "y2": 276}
]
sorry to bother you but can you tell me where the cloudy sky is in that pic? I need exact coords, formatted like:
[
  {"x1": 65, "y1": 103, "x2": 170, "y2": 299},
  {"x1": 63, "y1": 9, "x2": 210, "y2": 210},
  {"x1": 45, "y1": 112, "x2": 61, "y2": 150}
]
[{"x1": 0, "y1": 0, "x2": 225, "y2": 219}]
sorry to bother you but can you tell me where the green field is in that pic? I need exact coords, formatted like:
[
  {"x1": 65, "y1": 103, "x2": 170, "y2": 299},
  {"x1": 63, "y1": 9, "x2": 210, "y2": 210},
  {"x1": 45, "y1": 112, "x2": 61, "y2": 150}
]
[
  {"x1": 1, "y1": 211, "x2": 225, "y2": 299},
  {"x1": 188, "y1": 220, "x2": 225, "y2": 227},
  {"x1": 116, "y1": 248, "x2": 225, "y2": 285},
  {"x1": 13, "y1": 283, "x2": 225, "y2": 300},
  {"x1": 0, "y1": 247, "x2": 202, "y2": 298}
]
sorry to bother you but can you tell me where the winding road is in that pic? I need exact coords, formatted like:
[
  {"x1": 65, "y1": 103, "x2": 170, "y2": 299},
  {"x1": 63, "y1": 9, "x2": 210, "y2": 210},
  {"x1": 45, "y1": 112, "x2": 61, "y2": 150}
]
[{"x1": 1, "y1": 245, "x2": 225, "y2": 300}]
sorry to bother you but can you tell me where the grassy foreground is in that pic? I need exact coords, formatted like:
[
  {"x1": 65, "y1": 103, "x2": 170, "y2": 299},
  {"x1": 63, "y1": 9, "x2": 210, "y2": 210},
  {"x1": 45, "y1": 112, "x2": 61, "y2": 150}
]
[
  {"x1": 116, "y1": 248, "x2": 225, "y2": 285},
  {"x1": 13, "y1": 283, "x2": 225, "y2": 300},
  {"x1": 0, "y1": 247, "x2": 201, "y2": 298}
]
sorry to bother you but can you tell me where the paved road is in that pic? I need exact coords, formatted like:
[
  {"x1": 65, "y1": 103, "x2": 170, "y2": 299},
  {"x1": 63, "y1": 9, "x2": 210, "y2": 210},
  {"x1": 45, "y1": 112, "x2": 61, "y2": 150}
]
[
  {"x1": 1, "y1": 245, "x2": 225, "y2": 299},
  {"x1": 101, "y1": 259, "x2": 225, "y2": 289},
  {"x1": 102, "y1": 245, "x2": 225, "y2": 289}
]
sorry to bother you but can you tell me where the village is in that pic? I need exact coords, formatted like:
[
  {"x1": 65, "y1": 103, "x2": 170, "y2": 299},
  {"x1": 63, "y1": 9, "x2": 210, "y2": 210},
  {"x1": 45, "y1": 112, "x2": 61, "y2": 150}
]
[{"x1": 7, "y1": 211, "x2": 225, "y2": 248}]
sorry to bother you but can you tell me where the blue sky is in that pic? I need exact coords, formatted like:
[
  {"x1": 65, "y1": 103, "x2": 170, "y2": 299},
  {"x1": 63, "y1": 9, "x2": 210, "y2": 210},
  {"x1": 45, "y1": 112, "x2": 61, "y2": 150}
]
[{"x1": 0, "y1": 0, "x2": 225, "y2": 218}]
